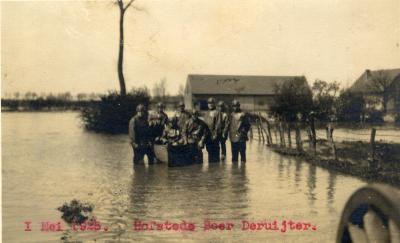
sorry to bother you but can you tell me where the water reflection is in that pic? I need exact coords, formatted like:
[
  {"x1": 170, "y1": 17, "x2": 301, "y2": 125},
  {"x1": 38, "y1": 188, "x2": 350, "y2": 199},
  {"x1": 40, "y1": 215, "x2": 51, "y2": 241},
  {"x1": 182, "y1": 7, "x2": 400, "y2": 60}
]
[
  {"x1": 307, "y1": 164, "x2": 317, "y2": 207},
  {"x1": 2, "y1": 112, "x2": 367, "y2": 242},
  {"x1": 294, "y1": 159, "x2": 302, "y2": 188},
  {"x1": 327, "y1": 170, "x2": 337, "y2": 209}
]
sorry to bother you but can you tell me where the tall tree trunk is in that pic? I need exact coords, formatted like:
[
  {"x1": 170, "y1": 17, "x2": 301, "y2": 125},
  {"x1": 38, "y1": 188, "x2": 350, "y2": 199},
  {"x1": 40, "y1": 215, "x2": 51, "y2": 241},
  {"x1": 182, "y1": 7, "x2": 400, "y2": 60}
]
[{"x1": 118, "y1": 10, "x2": 127, "y2": 97}]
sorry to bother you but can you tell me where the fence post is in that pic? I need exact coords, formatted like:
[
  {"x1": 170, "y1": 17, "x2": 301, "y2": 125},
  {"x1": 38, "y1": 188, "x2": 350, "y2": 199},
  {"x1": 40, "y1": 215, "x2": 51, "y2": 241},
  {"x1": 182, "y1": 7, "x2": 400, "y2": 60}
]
[
  {"x1": 274, "y1": 124, "x2": 278, "y2": 145},
  {"x1": 308, "y1": 116, "x2": 317, "y2": 154},
  {"x1": 307, "y1": 128, "x2": 313, "y2": 149},
  {"x1": 258, "y1": 113, "x2": 271, "y2": 146},
  {"x1": 266, "y1": 120, "x2": 273, "y2": 145},
  {"x1": 287, "y1": 122, "x2": 292, "y2": 148},
  {"x1": 257, "y1": 114, "x2": 266, "y2": 144},
  {"x1": 327, "y1": 124, "x2": 337, "y2": 160},
  {"x1": 259, "y1": 119, "x2": 265, "y2": 143},
  {"x1": 279, "y1": 121, "x2": 286, "y2": 147},
  {"x1": 370, "y1": 128, "x2": 377, "y2": 169},
  {"x1": 295, "y1": 122, "x2": 303, "y2": 152},
  {"x1": 256, "y1": 117, "x2": 261, "y2": 141}
]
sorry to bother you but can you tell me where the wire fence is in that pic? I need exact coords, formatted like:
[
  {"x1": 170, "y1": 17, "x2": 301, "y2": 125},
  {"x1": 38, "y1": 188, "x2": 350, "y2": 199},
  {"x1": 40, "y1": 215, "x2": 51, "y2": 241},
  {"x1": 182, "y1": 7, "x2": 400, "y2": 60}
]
[{"x1": 250, "y1": 112, "x2": 400, "y2": 168}]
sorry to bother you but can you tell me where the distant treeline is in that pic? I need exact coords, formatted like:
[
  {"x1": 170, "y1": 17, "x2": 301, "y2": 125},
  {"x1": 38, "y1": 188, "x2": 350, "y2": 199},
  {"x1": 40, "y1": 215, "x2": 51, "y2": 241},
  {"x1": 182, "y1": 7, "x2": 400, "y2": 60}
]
[
  {"x1": 2, "y1": 92, "x2": 99, "y2": 111},
  {"x1": 1, "y1": 91, "x2": 183, "y2": 111}
]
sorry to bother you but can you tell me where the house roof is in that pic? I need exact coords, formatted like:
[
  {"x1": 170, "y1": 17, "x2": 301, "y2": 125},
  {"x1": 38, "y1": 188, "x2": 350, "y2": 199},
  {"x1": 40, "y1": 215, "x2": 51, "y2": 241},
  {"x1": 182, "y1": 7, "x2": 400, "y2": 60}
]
[
  {"x1": 351, "y1": 68, "x2": 400, "y2": 93},
  {"x1": 186, "y1": 74, "x2": 305, "y2": 95}
]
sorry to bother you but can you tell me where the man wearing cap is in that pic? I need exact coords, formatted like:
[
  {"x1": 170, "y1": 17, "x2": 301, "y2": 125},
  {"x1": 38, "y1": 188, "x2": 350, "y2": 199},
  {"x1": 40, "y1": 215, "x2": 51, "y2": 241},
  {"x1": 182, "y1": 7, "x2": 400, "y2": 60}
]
[
  {"x1": 217, "y1": 101, "x2": 229, "y2": 161},
  {"x1": 150, "y1": 102, "x2": 169, "y2": 142},
  {"x1": 228, "y1": 100, "x2": 251, "y2": 163},
  {"x1": 203, "y1": 97, "x2": 222, "y2": 163},
  {"x1": 182, "y1": 110, "x2": 208, "y2": 163},
  {"x1": 175, "y1": 101, "x2": 191, "y2": 133},
  {"x1": 128, "y1": 104, "x2": 156, "y2": 164}
]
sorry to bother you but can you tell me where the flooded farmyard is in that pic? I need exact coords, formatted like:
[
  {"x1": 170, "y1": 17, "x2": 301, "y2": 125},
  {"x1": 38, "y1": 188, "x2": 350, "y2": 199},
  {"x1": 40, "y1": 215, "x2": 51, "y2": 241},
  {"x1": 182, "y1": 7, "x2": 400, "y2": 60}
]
[{"x1": 2, "y1": 112, "x2": 368, "y2": 242}]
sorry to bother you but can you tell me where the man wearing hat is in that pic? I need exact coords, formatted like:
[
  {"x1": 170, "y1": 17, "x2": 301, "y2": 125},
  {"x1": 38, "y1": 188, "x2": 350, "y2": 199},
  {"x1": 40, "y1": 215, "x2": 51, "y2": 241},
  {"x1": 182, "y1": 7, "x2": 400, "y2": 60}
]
[
  {"x1": 182, "y1": 110, "x2": 208, "y2": 163},
  {"x1": 228, "y1": 100, "x2": 251, "y2": 163},
  {"x1": 203, "y1": 97, "x2": 222, "y2": 163},
  {"x1": 175, "y1": 101, "x2": 191, "y2": 133},
  {"x1": 150, "y1": 102, "x2": 169, "y2": 142},
  {"x1": 217, "y1": 101, "x2": 229, "y2": 161},
  {"x1": 129, "y1": 104, "x2": 156, "y2": 164}
]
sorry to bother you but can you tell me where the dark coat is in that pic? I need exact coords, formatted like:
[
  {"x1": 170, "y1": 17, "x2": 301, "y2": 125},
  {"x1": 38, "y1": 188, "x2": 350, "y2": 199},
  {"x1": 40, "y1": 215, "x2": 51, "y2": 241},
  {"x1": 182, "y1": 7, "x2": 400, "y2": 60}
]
[
  {"x1": 129, "y1": 115, "x2": 153, "y2": 146},
  {"x1": 203, "y1": 109, "x2": 223, "y2": 142},
  {"x1": 183, "y1": 118, "x2": 209, "y2": 146},
  {"x1": 228, "y1": 111, "x2": 251, "y2": 143}
]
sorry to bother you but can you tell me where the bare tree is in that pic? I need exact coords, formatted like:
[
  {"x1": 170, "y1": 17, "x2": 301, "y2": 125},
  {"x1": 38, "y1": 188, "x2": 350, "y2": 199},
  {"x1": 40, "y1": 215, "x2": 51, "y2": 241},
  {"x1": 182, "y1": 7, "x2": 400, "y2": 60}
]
[
  {"x1": 368, "y1": 70, "x2": 392, "y2": 113},
  {"x1": 13, "y1": 92, "x2": 20, "y2": 100},
  {"x1": 178, "y1": 84, "x2": 185, "y2": 98},
  {"x1": 77, "y1": 93, "x2": 88, "y2": 101},
  {"x1": 152, "y1": 78, "x2": 167, "y2": 99},
  {"x1": 116, "y1": 0, "x2": 135, "y2": 97}
]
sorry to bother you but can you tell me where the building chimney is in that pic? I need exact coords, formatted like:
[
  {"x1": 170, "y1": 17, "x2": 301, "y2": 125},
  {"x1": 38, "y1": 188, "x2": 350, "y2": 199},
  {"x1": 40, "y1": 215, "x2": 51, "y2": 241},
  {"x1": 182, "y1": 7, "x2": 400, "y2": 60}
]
[{"x1": 366, "y1": 69, "x2": 372, "y2": 77}]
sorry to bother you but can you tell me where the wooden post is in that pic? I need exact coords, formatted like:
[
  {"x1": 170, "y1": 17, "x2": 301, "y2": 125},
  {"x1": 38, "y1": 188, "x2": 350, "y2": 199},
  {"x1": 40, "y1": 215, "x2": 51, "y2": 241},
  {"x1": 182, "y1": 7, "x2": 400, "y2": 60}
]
[
  {"x1": 259, "y1": 121, "x2": 265, "y2": 143},
  {"x1": 287, "y1": 122, "x2": 292, "y2": 148},
  {"x1": 307, "y1": 128, "x2": 313, "y2": 149},
  {"x1": 274, "y1": 124, "x2": 278, "y2": 145},
  {"x1": 256, "y1": 118, "x2": 261, "y2": 141},
  {"x1": 295, "y1": 123, "x2": 303, "y2": 152},
  {"x1": 307, "y1": 115, "x2": 317, "y2": 154},
  {"x1": 279, "y1": 121, "x2": 286, "y2": 147},
  {"x1": 370, "y1": 128, "x2": 377, "y2": 169},
  {"x1": 310, "y1": 117, "x2": 317, "y2": 152},
  {"x1": 327, "y1": 124, "x2": 337, "y2": 160},
  {"x1": 266, "y1": 120, "x2": 273, "y2": 145},
  {"x1": 258, "y1": 113, "x2": 270, "y2": 145}
]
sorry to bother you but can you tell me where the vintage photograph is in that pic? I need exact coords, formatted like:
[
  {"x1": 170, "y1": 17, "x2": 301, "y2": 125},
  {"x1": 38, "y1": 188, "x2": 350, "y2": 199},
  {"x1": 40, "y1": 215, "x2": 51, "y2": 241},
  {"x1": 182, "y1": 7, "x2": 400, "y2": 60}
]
[{"x1": 2, "y1": 0, "x2": 400, "y2": 242}]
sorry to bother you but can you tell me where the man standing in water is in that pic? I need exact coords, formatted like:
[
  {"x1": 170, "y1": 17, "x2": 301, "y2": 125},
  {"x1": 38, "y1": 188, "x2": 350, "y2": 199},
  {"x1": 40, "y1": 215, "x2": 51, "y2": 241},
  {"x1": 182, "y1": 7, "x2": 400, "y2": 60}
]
[
  {"x1": 204, "y1": 97, "x2": 222, "y2": 163},
  {"x1": 129, "y1": 104, "x2": 155, "y2": 164},
  {"x1": 175, "y1": 101, "x2": 191, "y2": 132},
  {"x1": 151, "y1": 102, "x2": 169, "y2": 142},
  {"x1": 183, "y1": 110, "x2": 208, "y2": 163},
  {"x1": 217, "y1": 101, "x2": 229, "y2": 161},
  {"x1": 229, "y1": 100, "x2": 251, "y2": 163}
]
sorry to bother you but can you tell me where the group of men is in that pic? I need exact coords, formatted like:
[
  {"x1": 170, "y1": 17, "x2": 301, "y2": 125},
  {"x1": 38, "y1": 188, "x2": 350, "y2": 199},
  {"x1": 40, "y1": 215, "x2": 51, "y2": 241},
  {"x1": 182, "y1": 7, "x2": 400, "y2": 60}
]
[{"x1": 128, "y1": 98, "x2": 251, "y2": 164}]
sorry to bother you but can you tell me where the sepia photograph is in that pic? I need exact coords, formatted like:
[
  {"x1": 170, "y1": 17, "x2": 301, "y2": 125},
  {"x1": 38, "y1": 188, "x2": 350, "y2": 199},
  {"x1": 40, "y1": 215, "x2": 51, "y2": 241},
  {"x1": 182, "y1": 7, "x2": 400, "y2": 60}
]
[{"x1": 2, "y1": 0, "x2": 400, "y2": 242}]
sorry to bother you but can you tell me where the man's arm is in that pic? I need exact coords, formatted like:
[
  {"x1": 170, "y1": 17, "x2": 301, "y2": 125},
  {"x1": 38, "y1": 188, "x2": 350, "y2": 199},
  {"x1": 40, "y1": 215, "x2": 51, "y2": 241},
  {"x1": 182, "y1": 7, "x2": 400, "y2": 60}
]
[
  {"x1": 222, "y1": 113, "x2": 230, "y2": 139},
  {"x1": 128, "y1": 117, "x2": 136, "y2": 146}
]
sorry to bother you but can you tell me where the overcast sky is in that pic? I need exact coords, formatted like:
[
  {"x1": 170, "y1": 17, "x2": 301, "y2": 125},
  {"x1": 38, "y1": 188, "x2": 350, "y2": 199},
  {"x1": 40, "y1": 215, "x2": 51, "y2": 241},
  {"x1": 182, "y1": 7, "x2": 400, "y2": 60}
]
[{"x1": 2, "y1": 0, "x2": 400, "y2": 96}]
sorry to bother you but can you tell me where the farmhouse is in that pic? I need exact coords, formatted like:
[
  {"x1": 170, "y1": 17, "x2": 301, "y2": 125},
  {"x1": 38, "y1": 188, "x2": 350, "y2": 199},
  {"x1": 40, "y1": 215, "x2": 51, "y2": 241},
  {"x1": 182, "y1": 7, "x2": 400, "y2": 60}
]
[
  {"x1": 350, "y1": 68, "x2": 400, "y2": 114},
  {"x1": 184, "y1": 74, "x2": 307, "y2": 111}
]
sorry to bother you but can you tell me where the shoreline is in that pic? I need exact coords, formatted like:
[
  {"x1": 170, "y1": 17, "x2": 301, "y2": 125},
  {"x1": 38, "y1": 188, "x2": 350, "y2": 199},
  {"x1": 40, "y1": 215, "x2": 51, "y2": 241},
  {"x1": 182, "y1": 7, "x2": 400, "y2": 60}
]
[{"x1": 269, "y1": 141, "x2": 400, "y2": 187}]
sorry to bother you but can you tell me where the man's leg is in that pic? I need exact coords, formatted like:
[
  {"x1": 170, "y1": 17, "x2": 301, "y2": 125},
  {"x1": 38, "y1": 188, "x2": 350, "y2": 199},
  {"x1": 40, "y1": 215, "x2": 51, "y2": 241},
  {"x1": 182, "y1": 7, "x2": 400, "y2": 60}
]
[
  {"x1": 220, "y1": 140, "x2": 226, "y2": 160},
  {"x1": 146, "y1": 146, "x2": 156, "y2": 164},
  {"x1": 207, "y1": 141, "x2": 220, "y2": 163},
  {"x1": 239, "y1": 141, "x2": 246, "y2": 162},
  {"x1": 133, "y1": 147, "x2": 145, "y2": 164},
  {"x1": 195, "y1": 147, "x2": 203, "y2": 164},
  {"x1": 231, "y1": 142, "x2": 239, "y2": 162}
]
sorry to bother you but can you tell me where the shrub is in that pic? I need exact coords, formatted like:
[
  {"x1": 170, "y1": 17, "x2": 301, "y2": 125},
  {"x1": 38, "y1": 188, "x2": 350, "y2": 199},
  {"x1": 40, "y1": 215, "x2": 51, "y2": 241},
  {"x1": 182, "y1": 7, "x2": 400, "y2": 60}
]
[
  {"x1": 365, "y1": 109, "x2": 384, "y2": 123},
  {"x1": 335, "y1": 91, "x2": 365, "y2": 122},
  {"x1": 395, "y1": 114, "x2": 400, "y2": 124},
  {"x1": 80, "y1": 89, "x2": 150, "y2": 133},
  {"x1": 270, "y1": 77, "x2": 313, "y2": 122}
]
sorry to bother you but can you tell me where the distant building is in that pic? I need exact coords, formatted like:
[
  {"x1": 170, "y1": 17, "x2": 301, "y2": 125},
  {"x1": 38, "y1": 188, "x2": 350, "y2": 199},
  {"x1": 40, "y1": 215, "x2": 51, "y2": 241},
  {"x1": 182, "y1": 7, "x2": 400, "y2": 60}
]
[
  {"x1": 350, "y1": 68, "x2": 400, "y2": 114},
  {"x1": 184, "y1": 74, "x2": 307, "y2": 111}
]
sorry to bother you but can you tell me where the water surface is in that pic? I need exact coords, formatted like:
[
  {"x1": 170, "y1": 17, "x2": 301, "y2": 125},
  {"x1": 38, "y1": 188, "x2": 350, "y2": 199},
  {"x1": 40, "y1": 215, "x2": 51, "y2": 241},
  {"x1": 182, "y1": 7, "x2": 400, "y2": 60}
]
[{"x1": 2, "y1": 112, "x2": 366, "y2": 242}]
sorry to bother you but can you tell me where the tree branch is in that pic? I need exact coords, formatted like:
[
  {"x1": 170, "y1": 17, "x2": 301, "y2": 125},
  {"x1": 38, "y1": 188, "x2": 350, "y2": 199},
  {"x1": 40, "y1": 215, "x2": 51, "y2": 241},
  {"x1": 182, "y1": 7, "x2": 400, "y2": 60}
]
[
  {"x1": 124, "y1": 0, "x2": 135, "y2": 11},
  {"x1": 117, "y1": 0, "x2": 124, "y2": 10}
]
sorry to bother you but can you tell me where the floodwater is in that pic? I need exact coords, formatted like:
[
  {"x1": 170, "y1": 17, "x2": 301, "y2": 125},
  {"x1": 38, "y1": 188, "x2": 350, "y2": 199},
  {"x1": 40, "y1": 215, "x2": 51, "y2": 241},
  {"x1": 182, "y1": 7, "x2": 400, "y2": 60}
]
[{"x1": 2, "y1": 112, "x2": 367, "y2": 242}]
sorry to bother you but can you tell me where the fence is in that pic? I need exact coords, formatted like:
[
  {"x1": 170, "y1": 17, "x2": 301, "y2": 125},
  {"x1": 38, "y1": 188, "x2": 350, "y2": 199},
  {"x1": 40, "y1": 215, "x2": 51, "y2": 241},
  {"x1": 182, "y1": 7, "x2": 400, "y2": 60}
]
[{"x1": 250, "y1": 112, "x2": 400, "y2": 170}]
